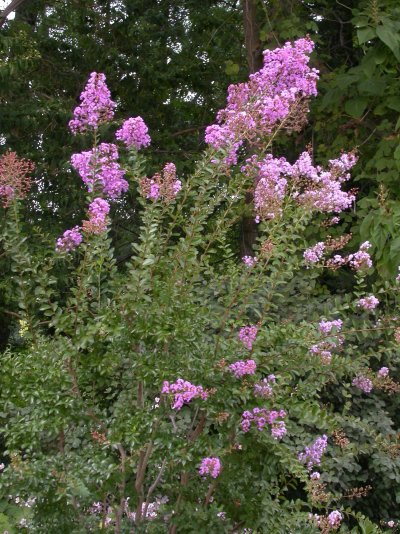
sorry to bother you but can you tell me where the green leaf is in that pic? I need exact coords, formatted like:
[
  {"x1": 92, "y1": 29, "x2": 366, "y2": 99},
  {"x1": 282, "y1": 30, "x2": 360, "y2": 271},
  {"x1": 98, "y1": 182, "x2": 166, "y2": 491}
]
[
  {"x1": 376, "y1": 24, "x2": 400, "y2": 60},
  {"x1": 357, "y1": 26, "x2": 376, "y2": 45},
  {"x1": 344, "y1": 97, "x2": 368, "y2": 118}
]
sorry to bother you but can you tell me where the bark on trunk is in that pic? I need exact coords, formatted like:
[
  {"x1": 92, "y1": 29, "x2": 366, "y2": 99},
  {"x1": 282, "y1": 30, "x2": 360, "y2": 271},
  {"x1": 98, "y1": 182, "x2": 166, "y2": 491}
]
[{"x1": 240, "y1": 0, "x2": 263, "y2": 257}]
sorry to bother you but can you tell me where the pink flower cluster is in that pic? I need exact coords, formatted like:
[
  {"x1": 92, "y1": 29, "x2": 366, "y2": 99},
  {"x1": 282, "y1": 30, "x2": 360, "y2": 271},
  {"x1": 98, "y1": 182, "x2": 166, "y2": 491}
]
[
  {"x1": 82, "y1": 198, "x2": 110, "y2": 234},
  {"x1": 115, "y1": 116, "x2": 151, "y2": 150},
  {"x1": 298, "y1": 435, "x2": 328, "y2": 471},
  {"x1": 228, "y1": 359, "x2": 257, "y2": 378},
  {"x1": 71, "y1": 143, "x2": 128, "y2": 199},
  {"x1": 140, "y1": 162, "x2": 181, "y2": 203},
  {"x1": 205, "y1": 38, "x2": 319, "y2": 165},
  {"x1": 348, "y1": 241, "x2": 372, "y2": 270},
  {"x1": 56, "y1": 226, "x2": 83, "y2": 253},
  {"x1": 352, "y1": 375, "x2": 373, "y2": 393},
  {"x1": 162, "y1": 379, "x2": 208, "y2": 410},
  {"x1": 253, "y1": 375, "x2": 276, "y2": 398},
  {"x1": 239, "y1": 325, "x2": 258, "y2": 350},
  {"x1": 241, "y1": 408, "x2": 287, "y2": 439},
  {"x1": 69, "y1": 72, "x2": 116, "y2": 134},
  {"x1": 319, "y1": 319, "x2": 343, "y2": 335},
  {"x1": 357, "y1": 295, "x2": 379, "y2": 310},
  {"x1": 304, "y1": 242, "x2": 325, "y2": 264},
  {"x1": 199, "y1": 457, "x2": 221, "y2": 478}
]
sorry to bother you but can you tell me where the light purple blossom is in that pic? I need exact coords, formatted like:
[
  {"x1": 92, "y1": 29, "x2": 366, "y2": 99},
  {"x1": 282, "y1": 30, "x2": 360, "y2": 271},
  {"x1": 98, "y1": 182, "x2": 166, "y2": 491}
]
[
  {"x1": 377, "y1": 367, "x2": 389, "y2": 378},
  {"x1": 56, "y1": 226, "x2": 82, "y2": 252},
  {"x1": 242, "y1": 255, "x2": 257, "y2": 267},
  {"x1": 69, "y1": 72, "x2": 116, "y2": 134},
  {"x1": 319, "y1": 319, "x2": 343, "y2": 335},
  {"x1": 162, "y1": 379, "x2": 208, "y2": 410},
  {"x1": 357, "y1": 295, "x2": 379, "y2": 310},
  {"x1": 304, "y1": 242, "x2": 325, "y2": 264},
  {"x1": 352, "y1": 375, "x2": 373, "y2": 393},
  {"x1": 241, "y1": 408, "x2": 286, "y2": 439},
  {"x1": 239, "y1": 325, "x2": 258, "y2": 350},
  {"x1": 83, "y1": 197, "x2": 110, "y2": 234},
  {"x1": 298, "y1": 435, "x2": 328, "y2": 471},
  {"x1": 199, "y1": 457, "x2": 221, "y2": 478},
  {"x1": 205, "y1": 38, "x2": 319, "y2": 165},
  {"x1": 327, "y1": 510, "x2": 343, "y2": 528},
  {"x1": 228, "y1": 359, "x2": 257, "y2": 378},
  {"x1": 254, "y1": 377, "x2": 274, "y2": 398},
  {"x1": 115, "y1": 116, "x2": 151, "y2": 150},
  {"x1": 348, "y1": 241, "x2": 372, "y2": 270}
]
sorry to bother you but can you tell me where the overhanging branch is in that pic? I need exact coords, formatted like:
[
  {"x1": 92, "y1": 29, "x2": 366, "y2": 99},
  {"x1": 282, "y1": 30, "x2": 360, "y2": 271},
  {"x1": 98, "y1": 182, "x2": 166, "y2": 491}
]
[{"x1": 0, "y1": 0, "x2": 27, "y2": 28}]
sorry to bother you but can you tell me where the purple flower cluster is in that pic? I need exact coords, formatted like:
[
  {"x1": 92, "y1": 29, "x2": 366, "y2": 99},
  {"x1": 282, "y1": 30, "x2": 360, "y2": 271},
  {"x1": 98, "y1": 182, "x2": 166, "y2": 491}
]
[
  {"x1": 115, "y1": 116, "x2": 151, "y2": 150},
  {"x1": 319, "y1": 319, "x2": 343, "y2": 335},
  {"x1": 228, "y1": 359, "x2": 257, "y2": 378},
  {"x1": 71, "y1": 143, "x2": 128, "y2": 199},
  {"x1": 352, "y1": 375, "x2": 373, "y2": 393},
  {"x1": 205, "y1": 38, "x2": 319, "y2": 165},
  {"x1": 253, "y1": 375, "x2": 276, "y2": 398},
  {"x1": 241, "y1": 408, "x2": 287, "y2": 439},
  {"x1": 304, "y1": 242, "x2": 325, "y2": 264},
  {"x1": 348, "y1": 241, "x2": 372, "y2": 270},
  {"x1": 199, "y1": 457, "x2": 221, "y2": 478},
  {"x1": 239, "y1": 325, "x2": 258, "y2": 350},
  {"x1": 242, "y1": 154, "x2": 291, "y2": 220},
  {"x1": 377, "y1": 367, "x2": 389, "y2": 378},
  {"x1": 327, "y1": 511, "x2": 343, "y2": 528},
  {"x1": 69, "y1": 72, "x2": 116, "y2": 134},
  {"x1": 242, "y1": 255, "x2": 257, "y2": 268},
  {"x1": 357, "y1": 295, "x2": 379, "y2": 310},
  {"x1": 298, "y1": 435, "x2": 328, "y2": 471},
  {"x1": 83, "y1": 198, "x2": 110, "y2": 234},
  {"x1": 242, "y1": 150, "x2": 356, "y2": 223},
  {"x1": 310, "y1": 510, "x2": 343, "y2": 531},
  {"x1": 291, "y1": 151, "x2": 356, "y2": 213},
  {"x1": 56, "y1": 226, "x2": 83, "y2": 252},
  {"x1": 162, "y1": 379, "x2": 208, "y2": 410}
]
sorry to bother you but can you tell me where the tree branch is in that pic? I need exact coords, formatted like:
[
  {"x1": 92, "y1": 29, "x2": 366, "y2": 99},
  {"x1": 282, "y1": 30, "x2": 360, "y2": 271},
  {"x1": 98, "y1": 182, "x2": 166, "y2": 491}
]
[{"x1": 0, "y1": 0, "x2": 26, "y2": 27}]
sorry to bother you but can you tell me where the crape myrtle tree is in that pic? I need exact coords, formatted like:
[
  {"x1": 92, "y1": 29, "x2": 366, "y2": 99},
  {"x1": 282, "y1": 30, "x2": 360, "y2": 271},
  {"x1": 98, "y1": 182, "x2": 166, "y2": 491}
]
[{"x1": 0, "y1": 38, "x2": 400, "y2": 533}]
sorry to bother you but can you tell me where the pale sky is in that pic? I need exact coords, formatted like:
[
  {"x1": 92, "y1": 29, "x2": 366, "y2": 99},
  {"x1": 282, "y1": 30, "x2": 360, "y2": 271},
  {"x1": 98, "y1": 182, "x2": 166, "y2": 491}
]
[{"x1": 0, "y1": 0, "x2": 16, "y2": 20}]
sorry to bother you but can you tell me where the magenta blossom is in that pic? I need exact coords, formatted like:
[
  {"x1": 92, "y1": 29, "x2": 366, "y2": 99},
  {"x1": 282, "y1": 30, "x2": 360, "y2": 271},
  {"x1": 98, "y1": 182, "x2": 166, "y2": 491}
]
[
  {"x1": 239, "y1": 325, "x2": 258, "y2": 350},
  {"x1": 71, "y1": 143, "x2": 128, "y2": 199},
  {"x1": 162, "y1": 379, "x2": 208, "y2": 410},
  {"x1": 199, "y1": 457, "x2": 221, "y2": 478},
  {"x1": 56, "y1": 226, "x2": 83, "y2": 253},
  {"x1": 228, "y1": 359, "x2": 257, "y2": 378},
  {"x1": 115, "y1": 116, "x2": 151, "y2": 150},
  {"x1": 69, "y1": 72, "x2": 116, "y2": 134}
]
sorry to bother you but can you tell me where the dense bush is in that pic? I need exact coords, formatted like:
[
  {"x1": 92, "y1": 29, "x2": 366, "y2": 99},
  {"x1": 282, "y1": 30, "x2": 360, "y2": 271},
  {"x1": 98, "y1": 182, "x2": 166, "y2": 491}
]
[{"x1": 0, "y1": 38, "x2": 399, "y2": 533}]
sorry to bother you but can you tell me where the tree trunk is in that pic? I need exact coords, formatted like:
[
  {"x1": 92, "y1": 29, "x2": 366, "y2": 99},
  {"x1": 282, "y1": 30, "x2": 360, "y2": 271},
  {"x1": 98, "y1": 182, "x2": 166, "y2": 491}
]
[{"x1": 240, "y1": 0, "x2": 263, "y2": 257}]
